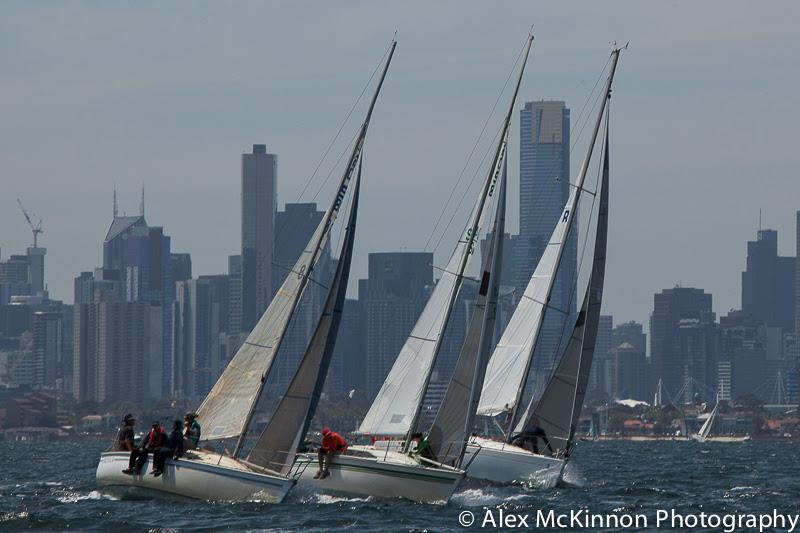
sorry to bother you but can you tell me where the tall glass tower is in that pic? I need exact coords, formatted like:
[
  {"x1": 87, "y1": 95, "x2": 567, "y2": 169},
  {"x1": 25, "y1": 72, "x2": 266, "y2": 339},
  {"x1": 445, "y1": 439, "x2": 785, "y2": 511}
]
[{"x1": 516, "y1": 100, "x2": 577, "y2": 392}]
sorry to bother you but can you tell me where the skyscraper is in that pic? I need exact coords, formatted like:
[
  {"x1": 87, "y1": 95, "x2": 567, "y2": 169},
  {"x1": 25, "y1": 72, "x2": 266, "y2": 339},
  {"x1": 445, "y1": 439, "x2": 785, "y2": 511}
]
[
  {"x1": 650, "y1": 287, "x2": 717, "y2": 403},
  {"x1": 742, "y1": 229, "x2": 795, "y2": 332},
  {"x1": 364, "y1": 252, "x2": 432, "y2": 400},
  {"x1": 516, "y1": 100, "x2": 576, "y2": 382},
  {"x1": 32, "y1": 311, "x2": 62, "y2": 389},
  {"x1": 241, "y1": 144, "x2": 277, "y2": 332}
]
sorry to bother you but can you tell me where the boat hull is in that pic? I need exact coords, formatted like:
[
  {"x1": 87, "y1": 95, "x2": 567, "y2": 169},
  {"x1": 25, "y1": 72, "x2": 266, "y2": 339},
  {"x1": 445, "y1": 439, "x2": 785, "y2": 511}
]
[
  {"x1": 463, "y1": 438, "x2": 565, "y2": 487},
  {"x1": 295, "y1": 448, "x2": 463, "y2": 504},
  {"x1": 96, "y1": 451, "x2": 295, "y2": 502}
]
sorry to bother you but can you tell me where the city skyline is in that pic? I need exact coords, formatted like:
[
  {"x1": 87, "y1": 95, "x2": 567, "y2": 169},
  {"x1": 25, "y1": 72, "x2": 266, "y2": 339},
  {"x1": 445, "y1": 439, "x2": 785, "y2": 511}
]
[{"x1": 2, "y1": 1, "x2": 800, "y2": 333}]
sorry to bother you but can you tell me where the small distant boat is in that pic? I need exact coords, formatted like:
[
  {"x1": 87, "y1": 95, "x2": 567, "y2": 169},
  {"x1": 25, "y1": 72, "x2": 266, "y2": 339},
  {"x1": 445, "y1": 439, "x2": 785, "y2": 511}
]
[{"x1": 96, "y1": 39, "x2": 395, "y2": 502}]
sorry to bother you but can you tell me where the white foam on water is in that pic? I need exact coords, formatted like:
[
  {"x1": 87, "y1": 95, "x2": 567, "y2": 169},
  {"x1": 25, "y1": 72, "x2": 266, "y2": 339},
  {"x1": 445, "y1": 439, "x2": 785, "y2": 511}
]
[
  {"x1": 560, "y1": 464, "x2": 586, "y2": 488},
  {"x1": 451, "y1": 487, "x2": 527, "y2": 507},
  {"x1": 0, "y1": 511, "x2": 30, "y2": 522},
  {"x1": 57, "y1": 490, "x2": 119, "y2": 503},
  {"x1": 309, "y1": 493, "x2": 372, "y2": 505}
]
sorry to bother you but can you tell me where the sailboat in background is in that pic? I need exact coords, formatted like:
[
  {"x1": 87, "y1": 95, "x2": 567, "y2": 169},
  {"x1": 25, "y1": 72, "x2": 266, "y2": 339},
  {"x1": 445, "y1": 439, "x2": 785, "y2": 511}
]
[
  {"x1": 294, "y1": 34, "x2": 534, "y2": 505},
  {"x1": 692, "y1": 395, "x2": 719, "y2": 443},
  {"x1": 95, "y1": 40, "x2": 395, "y2": 502},
  {"x1": 464, "y1": 45, "x2": 624, "y2": 487}
]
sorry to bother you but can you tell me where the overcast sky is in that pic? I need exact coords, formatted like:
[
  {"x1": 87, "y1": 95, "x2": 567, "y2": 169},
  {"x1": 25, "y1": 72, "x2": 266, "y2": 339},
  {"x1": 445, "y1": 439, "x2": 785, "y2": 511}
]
[{"x1": 1, "y1": 1, "x2": 799, "y2": 331}]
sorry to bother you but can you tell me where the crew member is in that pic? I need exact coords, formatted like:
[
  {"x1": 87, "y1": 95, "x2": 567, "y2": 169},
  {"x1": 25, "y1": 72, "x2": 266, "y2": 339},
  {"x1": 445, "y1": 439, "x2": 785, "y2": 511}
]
[
  {"x1": 113, "y1": 414, "x2": 136, "y2": 451},
  {"x1": 315, "y1": 427, "x2": 347, "y2": 479},
  {"x1": 123, "y1": 421, "x2": 166, "y2": 475},
  {"x1": 183, "y1": 412, "x2": 201, "y2": 450},
  {"x1": 152, "y1": 420, "x2": 184, "y2": 477}
]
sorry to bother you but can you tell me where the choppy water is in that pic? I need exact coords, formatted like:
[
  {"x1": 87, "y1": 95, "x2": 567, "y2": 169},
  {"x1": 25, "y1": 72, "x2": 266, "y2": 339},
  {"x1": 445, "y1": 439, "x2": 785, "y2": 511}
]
[{"x1": 1, "y1": 440, "x2": 798, "y2": 531}]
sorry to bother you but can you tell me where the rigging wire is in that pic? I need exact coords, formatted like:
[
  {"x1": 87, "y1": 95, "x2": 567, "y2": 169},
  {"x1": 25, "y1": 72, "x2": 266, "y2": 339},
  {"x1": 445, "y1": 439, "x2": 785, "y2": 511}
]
[{"x1": 422, "y1": 37, "x2": 529, "y2": 253}]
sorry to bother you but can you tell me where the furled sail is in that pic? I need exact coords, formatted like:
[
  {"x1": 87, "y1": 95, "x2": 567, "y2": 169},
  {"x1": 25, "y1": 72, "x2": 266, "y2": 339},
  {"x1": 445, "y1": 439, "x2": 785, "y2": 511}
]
[
  {"x1": 427, "y1": 155, "x2": 506, "y2": 467},
  {"x1": 247, "y1": 162, "x2": 362, "y2": 474},
  {"x1": 358, "y1": 34, "x2": 534, "y2": 438},
  {"x1": 197, "y1": 40, "x2": 396, "y2": 451},
  {"x1": 514, "y1": 113, "x2": 610, "y2": 456},
  {"x1": 477, "y1": 48, "x2": 621, "y2": 435}
]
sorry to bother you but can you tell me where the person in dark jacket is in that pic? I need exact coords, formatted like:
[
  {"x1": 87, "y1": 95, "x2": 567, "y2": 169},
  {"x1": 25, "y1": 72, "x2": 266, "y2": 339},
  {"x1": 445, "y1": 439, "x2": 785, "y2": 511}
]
[
  {"x1": 123, "y1": 421, "x2": 166, "y2": 475},
  {"x1": 113, "y1": 414, "x2": 136, "y2": 451},
  {"x1": 509, "y1": 417, "x2": 553, "y2": 455},
  {"x1": 152, "y1": 420, "x2": 184, "y2": 477}
]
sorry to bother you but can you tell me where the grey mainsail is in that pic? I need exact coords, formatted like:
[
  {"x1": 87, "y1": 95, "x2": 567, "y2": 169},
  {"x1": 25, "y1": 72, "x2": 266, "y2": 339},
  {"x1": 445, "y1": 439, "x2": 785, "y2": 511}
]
[
  {"x1": 427, "y1": 156, "x2": 506, "y2": 467},
  {"x1": 196, "y1": 40, "x2": 396, "y2": 457},
  {"x1": 247, "y1": 160, "x2": 362, "y2": 474},
  {"x1": 515, "y1": 109, "x2": 610, "y2": 456}
]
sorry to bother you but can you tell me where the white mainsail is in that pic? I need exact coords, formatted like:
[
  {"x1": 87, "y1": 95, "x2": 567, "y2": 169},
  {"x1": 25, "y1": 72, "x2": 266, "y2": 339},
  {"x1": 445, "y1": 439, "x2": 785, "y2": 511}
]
[
  {"x1": 358, "y1": 35, "x2": 534, "y2": 437},
  {"x1": 197, "y1": 40, "x2": 396, "y2": 450},
  {"x1": 477, "y1": 49, "x2": 622, "y2": 430}
]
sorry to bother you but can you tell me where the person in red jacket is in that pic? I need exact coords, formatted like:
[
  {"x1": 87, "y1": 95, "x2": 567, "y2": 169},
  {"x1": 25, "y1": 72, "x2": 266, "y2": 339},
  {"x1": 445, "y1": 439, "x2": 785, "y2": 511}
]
[
  {"x1": 123, "y1": 421, "x2": 166, "y2": 475},
  {"x1": 315, "y1": 427, "x2": 347, "y2": 479}
]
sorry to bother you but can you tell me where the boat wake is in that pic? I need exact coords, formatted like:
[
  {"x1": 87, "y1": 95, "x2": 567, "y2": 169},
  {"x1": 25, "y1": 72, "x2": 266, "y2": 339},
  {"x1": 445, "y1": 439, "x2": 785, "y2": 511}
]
[
  {"x1": 56, "y1": 489, "x2": 119, "y2": 503},
  {"x1": 451, "y1": 487, "x2": 529, "y2": 507}
]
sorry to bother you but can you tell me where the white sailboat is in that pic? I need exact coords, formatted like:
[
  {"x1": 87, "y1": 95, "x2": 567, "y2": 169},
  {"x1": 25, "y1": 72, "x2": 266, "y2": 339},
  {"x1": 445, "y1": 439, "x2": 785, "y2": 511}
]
[
  {"x1": 691, "y1": 396, "x2": 719, "y2": 443},
  {"x1": 96, "y1": 40, "x2": 395, "y2": 502},
  {"x1": 296, "y1": 34, "x2": 535, "y2": 505},
  {"x1": 465, "y1": 45, "x2": 625, "y2": 487}
]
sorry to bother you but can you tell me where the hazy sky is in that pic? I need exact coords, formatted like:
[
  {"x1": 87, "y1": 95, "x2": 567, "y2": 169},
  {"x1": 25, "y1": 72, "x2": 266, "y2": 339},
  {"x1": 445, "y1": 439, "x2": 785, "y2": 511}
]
[{"x1": 1, "y1": 1, "x2": 799, "y2": 332}]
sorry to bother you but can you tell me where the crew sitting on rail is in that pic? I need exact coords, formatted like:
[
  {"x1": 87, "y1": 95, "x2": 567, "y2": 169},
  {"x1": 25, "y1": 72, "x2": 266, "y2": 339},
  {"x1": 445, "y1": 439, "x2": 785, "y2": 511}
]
[{"x1": 315, "y1": 427, "x2": 348, "y2": 479}]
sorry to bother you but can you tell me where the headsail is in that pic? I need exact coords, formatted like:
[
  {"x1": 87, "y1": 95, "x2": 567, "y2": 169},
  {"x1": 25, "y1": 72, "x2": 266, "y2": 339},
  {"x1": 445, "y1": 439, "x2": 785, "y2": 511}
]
[
  {"x1": 357, "y1": 34, "x2": 534, "y2": 438},
  {"x1": 196, "y1": 40, "x2": 396, "y2": 454},
  {"x1": 247, "y1": 161, "x2": 362, "y2": 474},
  {"x1": 477, "y1": 48, "x2": 622, "y2": 438},
  {"x1": 427, "y1": 155, "x2": 506, "y2": 466},
  {"x1": 514, "y1": 108, "x2": 610, "y2": 455}
]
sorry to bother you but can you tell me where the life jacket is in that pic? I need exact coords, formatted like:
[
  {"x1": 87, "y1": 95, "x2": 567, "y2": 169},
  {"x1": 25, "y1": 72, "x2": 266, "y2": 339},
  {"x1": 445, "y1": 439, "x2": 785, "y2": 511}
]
[{"x1": 147, "y1": 426, "x2": 166, "y2": 447}]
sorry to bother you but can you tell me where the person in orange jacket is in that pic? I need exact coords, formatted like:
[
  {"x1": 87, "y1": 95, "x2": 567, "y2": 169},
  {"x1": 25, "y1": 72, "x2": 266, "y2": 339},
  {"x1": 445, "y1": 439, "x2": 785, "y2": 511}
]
[{"x1": 315, "y1": 427, "x2": 347, "y2": 479}]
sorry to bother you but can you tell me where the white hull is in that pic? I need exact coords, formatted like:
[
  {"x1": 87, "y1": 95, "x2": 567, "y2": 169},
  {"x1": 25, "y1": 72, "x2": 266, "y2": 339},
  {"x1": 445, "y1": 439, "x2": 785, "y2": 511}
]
[
  {"x1": 96, "y1": 450, "x2": 296, "y2": 502},
  {"x1": 463, "y1": 437, "x2": 565, "y2": 487},
  {"x1": 295, "y1": 446, "x2": 463, "y2": 504}
]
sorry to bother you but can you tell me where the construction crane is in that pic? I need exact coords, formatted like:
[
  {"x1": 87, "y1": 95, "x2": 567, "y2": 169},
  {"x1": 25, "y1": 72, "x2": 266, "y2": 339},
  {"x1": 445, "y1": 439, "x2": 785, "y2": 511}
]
[{"x1": 17, "y1": 198, "x2": 44, "y2": 248}]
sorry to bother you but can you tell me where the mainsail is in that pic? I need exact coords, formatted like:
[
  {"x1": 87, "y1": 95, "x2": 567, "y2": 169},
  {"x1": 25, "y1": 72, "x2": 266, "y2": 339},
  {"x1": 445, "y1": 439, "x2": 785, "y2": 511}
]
[
  {"x1": 196, "y1": 40, "x2": 396, "y2": 454},
  {"x1": 477, "y1": 48, "x2": 622, "y2": 438},
  {"x1": 427, "y1": 156, "x2": 506, "y2": 466},
  {"x1": 247, "y1": 161, "x2": 362, "y2": 474},
  {"x1": 514, "y1": 110, "x2": 610, "y2": 455},
  {"x1": 358, "y1": 34, "x2": 534, "y2": 438}
]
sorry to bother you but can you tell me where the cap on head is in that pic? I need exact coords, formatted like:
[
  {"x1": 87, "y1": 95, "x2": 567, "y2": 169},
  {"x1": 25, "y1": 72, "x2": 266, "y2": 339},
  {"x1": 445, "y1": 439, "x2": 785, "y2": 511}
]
[
  {"x1": 322, "y1": 427, "x2": 331, "y2": 436},
  {"x1": 123, "y1": 413, "x2": 134, "y2": 423},
  {"x1": 152, "y1": 421, "x2": 160, "y2": 427}
]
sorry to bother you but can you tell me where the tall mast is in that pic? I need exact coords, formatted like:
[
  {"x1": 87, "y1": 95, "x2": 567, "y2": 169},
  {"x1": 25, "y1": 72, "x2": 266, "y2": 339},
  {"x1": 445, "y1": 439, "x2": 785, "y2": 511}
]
[
  {"x1": 232, "y1": 40, "x2": 396, "y2": 457},
  {"x1": 507, "y1": 46, "x2": 622, "y2": 439},
  {"x1": 402, "y1": 34, "x2": 534, "y2": 451}
]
